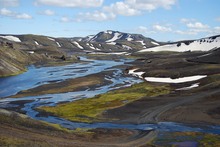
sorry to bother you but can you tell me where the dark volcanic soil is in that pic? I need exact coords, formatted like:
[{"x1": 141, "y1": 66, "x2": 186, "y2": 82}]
[
  {"x1": 104, "y1": 51, "x2": 220, "y2": 125},
  {"x1": 103, "y1": 88, "x2": 220, "y2": 125},
  {"x1": 0, "y1": 109, "x2": 155, "y2": 147}
]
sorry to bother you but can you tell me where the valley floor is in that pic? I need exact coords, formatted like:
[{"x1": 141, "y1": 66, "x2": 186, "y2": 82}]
[{"x1": 1, "y1": 52, "x2": 220, "y2": 146}]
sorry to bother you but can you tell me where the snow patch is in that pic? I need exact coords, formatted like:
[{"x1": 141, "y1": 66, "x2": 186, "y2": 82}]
[
  {"x1": 128, "y1": 68, "x2": 145, "y2": 78},
  {"x1": 107, "y1": 42, "x2": 116, "y2": 45},
  {"x1": 122, "y1": 45, "x2": 132, "y2": 50},
  {"x1": 106, "y1": 32, "x2": 122, "y2": 42},
  {"x1": 139, "y1": 37, "x2": 220, "y2": 52},
  {"x1": 56, "y1": 42, "x2": 61, "y2": 47},
  {"x1": 144, "y1": 75, "x2": 207, "y2": 83},
  {"x1": 34, "y1": 41, "x2": 39, "y2": 45},
  {"x1": 0, "y1": 35, "x2": 21, "y2": 42},
  {"x1": 86, "y1": 43, "x2": 100, "y2": 50},
  {"x1": 47, "y1": 37, "x2": 55, "y2": 41},
  {"x1": 90, "y1": 35, "x2": 97, "y2": 42},
  {"x1": 28, "y1": 51, "x2": 34, "y2": 54},
  {"x1": 73, "y1": 41, "x2": 83, "y2": 49},
  {"x1": 136, "y1": 40, "x2": 146, "y2": 46},
  {"x1": 126, "y1": 35, "x2": 133, "y2": 41},
  {"x1": 151, "y1": 41, "x2": 159, "y2": 46},
  {"x1": 104, "y1": 30, "x2": 112, "y2": 34},
  {"x1": 176, "y1": 83, "x2": 199, "y2": 91}
]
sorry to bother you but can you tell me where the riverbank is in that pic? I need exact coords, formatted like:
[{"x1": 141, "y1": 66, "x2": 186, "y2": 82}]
[
  {"x1": 1, "y1": 53, "x2": 220, "y2": 146},
  {"x1": 0, "y1": 109, "x2": 156, "y2": 147}
]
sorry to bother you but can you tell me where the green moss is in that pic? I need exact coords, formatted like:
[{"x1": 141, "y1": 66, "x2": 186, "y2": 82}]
[
  {"x1": 199, "y1": 133, "x2": 220, "y2": 147},
  {"x1": 39, "y1": 82, "x2": 170, "y2": 123}
]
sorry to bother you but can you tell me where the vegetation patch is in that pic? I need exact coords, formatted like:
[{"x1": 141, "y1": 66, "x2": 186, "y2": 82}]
[{"x1": 39, "y1": 82, "x2": 170, "y2": 123}]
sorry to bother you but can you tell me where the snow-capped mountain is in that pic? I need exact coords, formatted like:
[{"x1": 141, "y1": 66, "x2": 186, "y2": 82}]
[
  {"x1": 138, "y1": 35, "x2": 220, "y2": 53},
  {"x1": 85, "y1": 30, "x2": 160, "y2": 47},
  {"x1": 69, "y1": 30, "x2": 161, "y2": 52},
  {"x1": 1, "y1": 32, "x2": 220, "y2": 54}
]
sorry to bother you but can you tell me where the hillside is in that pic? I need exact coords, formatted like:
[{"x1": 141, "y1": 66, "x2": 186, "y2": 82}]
[
  {"x1": 1, "y1": 32, "x2": 220, "y2": 77},
  {"x1": 0, "y1": 36, "x2": 79, "y2": 77},
  {"x1": 0, "y1": 41, "x2": 48, "y2": 77},
  {"x1": 138, "y1": 35, "x2": 220, "y2": 53}
]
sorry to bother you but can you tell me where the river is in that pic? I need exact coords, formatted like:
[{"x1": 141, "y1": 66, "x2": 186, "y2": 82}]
[{"x1": 0, "y1": 57, "x2": 219, "y2": 134}]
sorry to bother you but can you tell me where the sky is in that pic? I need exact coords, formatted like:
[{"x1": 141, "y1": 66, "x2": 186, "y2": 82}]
[{"x1": 0, "y1": 0, "x2": 220, "y2": 41}]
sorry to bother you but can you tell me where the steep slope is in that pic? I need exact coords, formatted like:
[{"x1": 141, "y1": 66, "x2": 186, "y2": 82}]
[
  {"x1": 0, "y1": 41, "x2": 46, "y2": 77},
  {"x1": 0, "y1": 35, "x2": 80, "y2": 77},
  {"x1": 138, "y1": 35, "x2": 220, "y2": 53}
]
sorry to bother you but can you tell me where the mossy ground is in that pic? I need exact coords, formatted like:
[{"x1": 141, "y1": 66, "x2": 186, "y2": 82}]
[{"x1": 39, "y1": 82, "x2": 170, "y2": 123}]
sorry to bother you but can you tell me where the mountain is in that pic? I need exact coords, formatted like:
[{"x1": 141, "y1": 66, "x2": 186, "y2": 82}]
[
  {"x1": 138, "y1": 35, "x2": 220, "y2": 53},
  {"x1": 68, "y1": 30, "x2": 161, "y2": 53},
  {"x1": 1, "y1": 31, "x2": 220, "y2": 77}
]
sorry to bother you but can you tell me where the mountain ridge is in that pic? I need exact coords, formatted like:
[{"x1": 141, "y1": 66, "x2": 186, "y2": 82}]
[{"x1": 1, "y1": 31, "x2": 220, "y2": 76}]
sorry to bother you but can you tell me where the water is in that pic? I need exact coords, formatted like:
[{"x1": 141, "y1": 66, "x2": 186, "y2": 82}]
[{"x1": 0, "y1": 57, "x2": 219, "y2": 134}]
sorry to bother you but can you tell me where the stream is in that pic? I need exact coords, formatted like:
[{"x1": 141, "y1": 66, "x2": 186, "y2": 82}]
[{"x1": 0, "y1": 57, "x2": 219, "y2": 134}]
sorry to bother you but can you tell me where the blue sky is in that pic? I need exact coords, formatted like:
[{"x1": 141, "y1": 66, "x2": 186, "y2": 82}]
[{"x1": 0, "y1": 0, "x2": 220, "y2": 41}]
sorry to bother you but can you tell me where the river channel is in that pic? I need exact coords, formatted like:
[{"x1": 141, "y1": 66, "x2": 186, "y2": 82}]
[{"x1": 0, "y1": 57, "x2": 219, "y2": 134}]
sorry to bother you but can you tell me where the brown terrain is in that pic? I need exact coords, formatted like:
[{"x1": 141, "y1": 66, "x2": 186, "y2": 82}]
[
  {"x1": 0, "y1": 109, "x2": 155, "y2": 147},
  {"x1": 104, "y1": 50, "x2": 220, "y2": 125}
]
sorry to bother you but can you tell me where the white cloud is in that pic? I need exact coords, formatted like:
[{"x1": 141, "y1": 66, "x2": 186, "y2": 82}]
[
  {"x1": 210, "y1": 26, "x2": 220, "y2": 35},
  {"x1": 153, "y1": 24, "x2": 172, "y2": 32},
  {"x1": 215, "y1": 17, "x2": 220, "y2": 22},
  {"x1": 60, "y1": 16, "x2": 71, "y2": 22},
  {"x1": 137, "y1": 26, "x2": 148, "y2": 33},
  {"x1": 39, "y1": 9, "x2": 55, "y2": 16},
  {"x1": 0, "y1": 8, "x2": 32, "y2": 19},
  {"x1": 178, "y1": 19, "x2": 211, "y2": 35},
  {"x1": 16, "y1": 13, "x2": 32, "y2": 19},
  {"x1": 180, "y1": 19, "x2": 209, "y2": 30},
  {"x1": 35, "y1": 0, "x2": 103, "y2": 8},
  {"x1": 76, "y1": 11, "x2": 115, "y2": 22},
  {"x1": 103, "y1": 2, "x2": 140, "y2": 16},
  {"x1": 214, "y1": 26, "x2": 220, "y2": 32},
  {"x1": 136, "y1": 26, "x2": 156, "y2": 34},
  {"x1": 0, "y1": 8, "x2": 14, "y2": 16},
  {"x1": 186, "y1": 22, "x2": 209, "y2": 29},
  {"x1": 180, "y1": 18, "x2": 195, "y2": 23},
  {"x1": 125, "y1": 0, "x2": 177, "y2": 12},
  {"x1": 175, "y1": 30, "x2": 197, "y2": 35},
  {"x1": 74, "y1": 0, "x2": 177, "y2": 22},
  {"x1": 0, "y1": 0, "x2": 19, "y2": 7}
]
